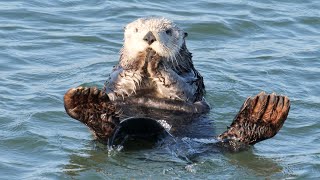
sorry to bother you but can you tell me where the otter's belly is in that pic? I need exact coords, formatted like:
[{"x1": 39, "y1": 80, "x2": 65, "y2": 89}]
[
  {"x1": 113, "y1": 95, "x2": 210, "y2": 133},
  {"x1": 115, "y1": 96, "x2": 209, "y2": 113}
]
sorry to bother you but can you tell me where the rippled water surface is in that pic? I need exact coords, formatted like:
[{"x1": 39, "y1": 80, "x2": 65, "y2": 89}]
[{"x1": 1, "y1": 0, "x2": 320, "y2": 179}]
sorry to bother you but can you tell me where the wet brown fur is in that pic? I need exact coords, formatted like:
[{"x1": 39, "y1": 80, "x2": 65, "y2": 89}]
[
  {"x1": 218, "y1": 92, "x2": 290, "y2": 145},
  {"x1": 64, "y1": 87, "x2": 120, "y2": 142}
]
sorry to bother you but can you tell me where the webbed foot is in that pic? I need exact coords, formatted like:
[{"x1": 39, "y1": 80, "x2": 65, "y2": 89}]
[
  {"x1": 218, "y1": 92, "x2": 290, "y2": 146},
  {"x1": 64, "y1": 86, "x2": 120, "y2": 142}
]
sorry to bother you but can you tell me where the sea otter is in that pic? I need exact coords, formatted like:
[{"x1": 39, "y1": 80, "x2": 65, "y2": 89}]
[
  {"x1": 64, "y1": 17, "x2": 290, "y2": 150},
  {"x1": 105, "y1": 18, "x2": 209, "y2": 114}
]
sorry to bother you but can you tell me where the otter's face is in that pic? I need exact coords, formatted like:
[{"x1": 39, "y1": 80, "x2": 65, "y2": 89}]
[{"x1": 123, "y1": 18, "x2": 186, "y2": 60}]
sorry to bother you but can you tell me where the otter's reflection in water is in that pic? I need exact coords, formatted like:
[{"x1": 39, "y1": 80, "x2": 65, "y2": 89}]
[{"x1": 63, "y1": 135, "x2": 283, "y2": 179}]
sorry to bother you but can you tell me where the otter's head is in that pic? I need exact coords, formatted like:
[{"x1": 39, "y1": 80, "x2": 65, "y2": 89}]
[{"x1": 122, "y1": 17, "x2": 188, "y2": 61}]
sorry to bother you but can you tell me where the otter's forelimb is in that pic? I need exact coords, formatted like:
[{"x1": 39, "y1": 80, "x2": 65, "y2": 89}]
[
  {"x1": 105, "y1": 67, "x2": 144, "y2": 101},
  {"x1": 153, "y1": 68, "x2": 199, "y2": 102},
  {"x1": 106, "y1": 50, "x2": 157, "y2": 101}
]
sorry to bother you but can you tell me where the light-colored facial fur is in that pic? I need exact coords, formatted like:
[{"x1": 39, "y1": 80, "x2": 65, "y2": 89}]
[
  {"x1": 122, "y1": 17, "x2": 185, "y2": 62},
  {"x1": 106, "y1": 17, "x2": 207, "y2": 111}
]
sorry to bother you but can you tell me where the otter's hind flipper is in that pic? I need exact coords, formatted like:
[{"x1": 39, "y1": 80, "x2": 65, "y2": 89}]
[
  {"x1": 218, "y1": 92, "x2": 290, "y2": 147},
  {"x1": 64, "y1": 87, "x2": 120, "y2": 142}
]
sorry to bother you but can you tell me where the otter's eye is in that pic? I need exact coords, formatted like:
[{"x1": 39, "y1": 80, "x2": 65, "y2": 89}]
[
  {"x1": 165, "y1": 29, "x2": 172, "y2": 36},
  {"x1": 135, "y1": 28, "x2": 138, "y2": 32}
]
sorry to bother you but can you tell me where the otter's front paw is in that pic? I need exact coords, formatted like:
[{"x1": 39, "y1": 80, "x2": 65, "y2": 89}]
[
  {"x1": 147, "y1": 53, "x2": 162, "y2": 77},
  {"x1": 64, "y1": 86, "x2": 120, "y2": 142},
  {"x1": 126, "y1": 51, "x2": 149, "y2": 71},
  {"x1": 218, "y1": 92, "x2": 290, "y2": 145}
]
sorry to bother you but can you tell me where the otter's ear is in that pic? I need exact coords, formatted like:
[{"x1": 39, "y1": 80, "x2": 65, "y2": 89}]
[
  {"x1": 123, "y1": 26, "x2": 127, "y2": 31},
  {"x1": 183, "y1": 32, "x2": 188, "y2": 38}
]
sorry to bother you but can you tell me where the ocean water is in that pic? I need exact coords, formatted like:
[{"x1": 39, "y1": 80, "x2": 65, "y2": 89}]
[{"x1": 1, "y1": 0, "x2": 319, "y2": 179}]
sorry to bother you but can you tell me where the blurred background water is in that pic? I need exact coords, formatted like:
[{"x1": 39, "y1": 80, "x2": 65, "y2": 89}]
[{"x1": 0, "y1": 0, "x2": 319, "y2": 179}]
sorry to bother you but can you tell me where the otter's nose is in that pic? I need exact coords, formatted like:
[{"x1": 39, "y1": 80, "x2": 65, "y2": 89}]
[{"x1": 143, "y1": 31, "x2": 156, "y2": 45}]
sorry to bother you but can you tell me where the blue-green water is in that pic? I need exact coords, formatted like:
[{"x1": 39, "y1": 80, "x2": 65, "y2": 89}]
[{"x1": 1, "y1": 0, "x2": 319, "y2": 179}]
